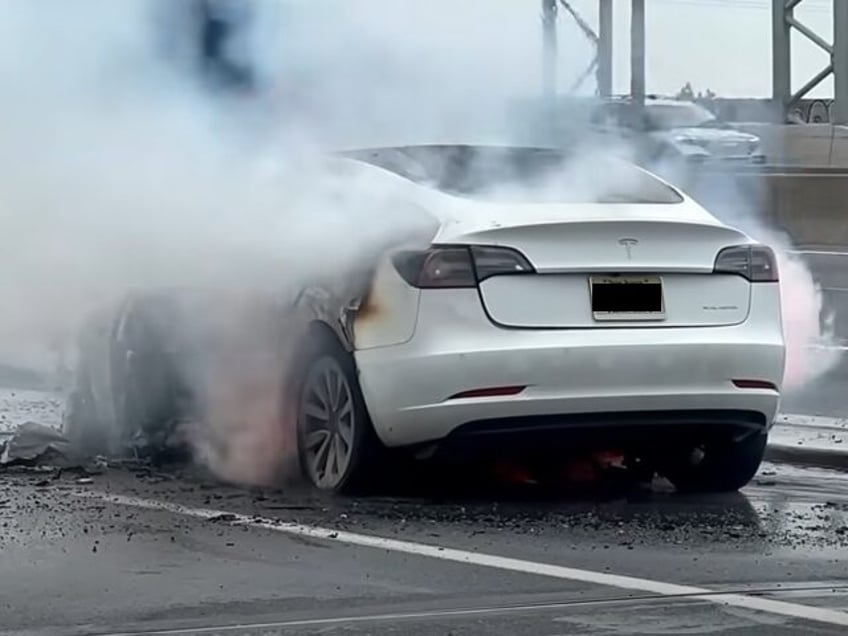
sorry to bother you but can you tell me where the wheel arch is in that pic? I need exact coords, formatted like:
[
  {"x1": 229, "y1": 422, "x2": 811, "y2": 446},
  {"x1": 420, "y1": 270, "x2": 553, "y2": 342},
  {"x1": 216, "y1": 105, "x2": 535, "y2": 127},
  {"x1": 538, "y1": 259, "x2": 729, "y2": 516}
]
[
  {"x1": 305, "y1": 319, "x2": 350, "y2": 354},
  {"x1": 290, "y1": 282, "x2": 357, "y2": 351}
]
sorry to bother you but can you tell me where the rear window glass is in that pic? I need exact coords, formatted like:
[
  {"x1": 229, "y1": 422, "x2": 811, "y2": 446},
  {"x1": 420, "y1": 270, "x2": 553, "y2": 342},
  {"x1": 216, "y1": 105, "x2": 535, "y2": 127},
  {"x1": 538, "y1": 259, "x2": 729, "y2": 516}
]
[{"x1": 340, "y1": 145, "x2": 683, "y2": 204}]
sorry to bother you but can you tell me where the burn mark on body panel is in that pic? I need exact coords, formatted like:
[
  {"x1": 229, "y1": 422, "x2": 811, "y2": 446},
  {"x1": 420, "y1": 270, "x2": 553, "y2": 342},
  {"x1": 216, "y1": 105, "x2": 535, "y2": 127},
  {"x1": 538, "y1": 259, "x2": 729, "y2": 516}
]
[
  {"x1": 350, "y1": 264, "x2": 414, "y2": 351},
  {"x1": 315, "y1": 264, "x2": 371, "y2": 347},
  {"x1": 354, "y1": 280, "x2": 380, "y2": 323},
  {"x1": 349, "y1": 257, "x2": 426, "y2": 351},
  {"x1": 347, "y1": 280, "x2": 378, "y2": 351}
]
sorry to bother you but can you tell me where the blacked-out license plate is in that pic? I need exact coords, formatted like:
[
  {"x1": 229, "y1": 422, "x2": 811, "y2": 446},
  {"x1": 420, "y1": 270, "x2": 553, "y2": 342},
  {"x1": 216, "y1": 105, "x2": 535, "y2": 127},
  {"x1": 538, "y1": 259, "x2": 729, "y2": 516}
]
[{"x1": 590, "y1": 275, "x2": 664, "y2": 320}]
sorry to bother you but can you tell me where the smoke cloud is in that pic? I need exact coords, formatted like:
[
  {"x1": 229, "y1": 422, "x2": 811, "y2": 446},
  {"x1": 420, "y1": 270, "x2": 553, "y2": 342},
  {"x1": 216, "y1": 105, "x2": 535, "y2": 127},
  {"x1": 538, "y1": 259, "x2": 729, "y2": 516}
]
[
  {"x1": 0, "y1": 0, "x2": 559, "y2": 369},
  {"x1": 0, "y1": 0, "x2": 573, "y2": 482},
  {"x1": 0, "y1": 1, "x2": 838, "y2": 484},
  {"x1": 665, "y1": 166, "x2": 841, "y2": 392},
  {"x1": 0, "y1": 0, "x2": 445, "y2": 482}
]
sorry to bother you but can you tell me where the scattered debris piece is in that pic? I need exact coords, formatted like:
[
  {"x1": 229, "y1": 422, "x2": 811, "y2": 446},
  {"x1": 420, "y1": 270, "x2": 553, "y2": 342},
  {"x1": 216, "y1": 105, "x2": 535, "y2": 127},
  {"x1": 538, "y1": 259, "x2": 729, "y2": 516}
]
[
  {"x1": 127, "y1": 421, "x2": 193, "y2": 467},
  {"x1": 259, "y1": 504, "x2": 316, "y2": 512},
  {"x1": 0, "y1": 422, "x2": 75, "y2": 467},
  {"x1": 107, "y1": 458, "x2": 155, "y2": 472},
  {"x1": 208, "y1": 513, "x2": 238, "y2": 523}
]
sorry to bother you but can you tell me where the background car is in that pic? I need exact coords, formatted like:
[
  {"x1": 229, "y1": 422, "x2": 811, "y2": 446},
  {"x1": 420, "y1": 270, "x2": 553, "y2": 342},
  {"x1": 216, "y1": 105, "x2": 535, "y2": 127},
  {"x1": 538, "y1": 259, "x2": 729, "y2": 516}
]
[
  {"x1": 591, "y1": 96, "x2": 767, "y2": 166},
  {"x1": 64, "y1": 144, "x2": 785, "y2": 494}
]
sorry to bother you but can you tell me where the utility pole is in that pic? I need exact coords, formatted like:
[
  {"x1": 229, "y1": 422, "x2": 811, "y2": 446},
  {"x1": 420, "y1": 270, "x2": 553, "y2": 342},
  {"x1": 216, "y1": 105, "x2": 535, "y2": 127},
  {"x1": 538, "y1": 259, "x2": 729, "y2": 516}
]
[
  {"x1": 541, "y1": 0, "x2": 558, "y2": 137},
  {"x1": 772, "y1": 0, "x2": 847, "y2": 124},
  {"x1": 597, "y1": 0, "x2": 613, "y2": 98},
  {"x1": 771, "y1": 0, "x2": 792, "y2": 119},
  {"x1": 630, "y1": 0, "x2": 645, "y2": 108},
  {"x1": 834, "y1": 0, "x2": 848, "y2": 124},
  {"x1": 542, "y1": 0, "x2": 558, "y2": 104}
]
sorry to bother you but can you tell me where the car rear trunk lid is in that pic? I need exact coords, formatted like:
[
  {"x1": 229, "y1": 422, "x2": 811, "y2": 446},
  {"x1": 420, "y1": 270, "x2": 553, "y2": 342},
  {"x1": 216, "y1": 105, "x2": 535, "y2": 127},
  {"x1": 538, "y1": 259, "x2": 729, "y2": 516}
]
[{"x1": 457, "y1": 216, "x2": 754, "y2": 329}]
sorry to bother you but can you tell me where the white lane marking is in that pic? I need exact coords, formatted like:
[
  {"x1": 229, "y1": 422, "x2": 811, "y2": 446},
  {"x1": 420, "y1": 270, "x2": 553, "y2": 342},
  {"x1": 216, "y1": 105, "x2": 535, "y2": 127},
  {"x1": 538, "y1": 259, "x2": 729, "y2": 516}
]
[
  {"x1": 95, "y1": 585, "x2": 848, "y2": 636},
  {"x1": 86, "y1": 590, "x2": 848, "y2": 636},
  {"x1": 777, "y1": 413, "x2": 848, "y2": 430},
  {"x1": 84, "y1": 596, "x2": 746, "y2": 636},
  {"x1": 806, "y1": 343, "x2": 848, "y2": 351},
  {"x1": 789, "y1": 250, "x2": 848, "y2": 257},
  {"x1": 75, "y1": 491, "x2": 848, "y2": 629}
]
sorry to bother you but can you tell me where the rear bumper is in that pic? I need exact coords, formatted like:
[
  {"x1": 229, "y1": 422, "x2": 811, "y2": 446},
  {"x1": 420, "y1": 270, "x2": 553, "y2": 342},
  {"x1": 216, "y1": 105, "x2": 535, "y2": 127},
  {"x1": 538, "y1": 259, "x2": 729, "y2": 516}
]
[
  {"x1": 354, "y1": 289, "x2": 785, "y2": 448},
  {"x1": 440, "y1": 409, "x2": 768, "y2": 458}
]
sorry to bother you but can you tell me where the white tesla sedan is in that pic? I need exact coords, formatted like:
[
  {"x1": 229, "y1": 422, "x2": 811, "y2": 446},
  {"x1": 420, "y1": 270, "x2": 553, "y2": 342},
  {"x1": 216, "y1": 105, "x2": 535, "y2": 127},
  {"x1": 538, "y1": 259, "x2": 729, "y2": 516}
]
[{"x1": 64, "y1": 144, "x2": 785, "y2": 494}]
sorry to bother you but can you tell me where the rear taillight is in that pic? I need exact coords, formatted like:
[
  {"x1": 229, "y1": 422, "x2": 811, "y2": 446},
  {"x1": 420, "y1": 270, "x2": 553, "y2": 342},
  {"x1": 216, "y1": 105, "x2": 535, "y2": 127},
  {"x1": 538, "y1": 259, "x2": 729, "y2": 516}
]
[
  {"x1": 393, "y1": 247, "x2": 477, "y2": 288},
  {"x1": 470, "y1": 246, "x2": 534, "y2": 281},
  {"x1": 713, "y1": 245, "x2": 778, "y2": 282},
  {"x1": 392, "y1": 245, "x2": 534, "y2": 289}
]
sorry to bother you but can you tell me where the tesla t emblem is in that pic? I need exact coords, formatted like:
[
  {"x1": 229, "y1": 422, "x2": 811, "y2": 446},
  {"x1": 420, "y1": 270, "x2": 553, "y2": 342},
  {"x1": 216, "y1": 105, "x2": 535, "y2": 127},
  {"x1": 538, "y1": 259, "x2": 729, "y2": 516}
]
[{"x1": 618, "y1": 238, "x2": 638, "y2": 259}]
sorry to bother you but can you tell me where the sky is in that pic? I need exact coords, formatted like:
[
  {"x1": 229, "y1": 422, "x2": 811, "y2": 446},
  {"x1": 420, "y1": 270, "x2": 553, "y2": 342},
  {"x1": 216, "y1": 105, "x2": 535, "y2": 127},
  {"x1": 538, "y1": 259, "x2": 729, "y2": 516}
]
[
  {"x1": 293, "y1": 0, "x2": 837, "y2": 100},
  {"x1": 593, "y1": 0, "x2": 836, "y2": 98}
]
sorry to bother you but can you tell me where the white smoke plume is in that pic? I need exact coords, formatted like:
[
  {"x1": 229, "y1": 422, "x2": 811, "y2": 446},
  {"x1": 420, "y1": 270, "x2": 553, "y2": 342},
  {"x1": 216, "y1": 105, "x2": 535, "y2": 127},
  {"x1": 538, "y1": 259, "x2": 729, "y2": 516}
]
[
  {"x1": 659, "y1": 165, "x2": 841, "y2": 392},
  {"x1": 0, "y1": 0, "x2": 433, "y2": 482},
  {"x1": 0, "y1": 0, "x2": 557, "y2": 369},
  {"x1": 775, "y1": 249, "x2": 838, "y2": 390},
  {"x1": 0, "y1": 1, "x2": 837, "y2": 484},
  {"x1": 0, "y1": 0, "x2": 557, "y2": 483}
]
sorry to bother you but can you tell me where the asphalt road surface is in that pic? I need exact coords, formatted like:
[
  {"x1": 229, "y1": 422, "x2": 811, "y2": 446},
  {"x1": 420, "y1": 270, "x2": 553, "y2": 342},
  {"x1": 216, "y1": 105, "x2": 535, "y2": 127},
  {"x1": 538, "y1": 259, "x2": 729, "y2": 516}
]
[{"x1": 1, "y1": 459, "x2": 848, "y2": 636}]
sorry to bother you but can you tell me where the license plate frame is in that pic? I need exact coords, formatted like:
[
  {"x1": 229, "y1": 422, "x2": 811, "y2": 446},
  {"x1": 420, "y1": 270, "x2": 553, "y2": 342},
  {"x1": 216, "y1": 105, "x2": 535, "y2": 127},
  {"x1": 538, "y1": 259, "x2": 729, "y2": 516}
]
[{"x1": 589, "y1": 274, "x2": 665, "y2": 321}]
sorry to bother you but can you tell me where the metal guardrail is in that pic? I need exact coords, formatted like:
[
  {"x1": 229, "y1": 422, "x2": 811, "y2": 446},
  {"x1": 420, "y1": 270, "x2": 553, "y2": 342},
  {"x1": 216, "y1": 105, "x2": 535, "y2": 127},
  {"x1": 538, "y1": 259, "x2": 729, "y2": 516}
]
[{"x1": 701, "y1": 165, "x2": 848, "y2": 177}]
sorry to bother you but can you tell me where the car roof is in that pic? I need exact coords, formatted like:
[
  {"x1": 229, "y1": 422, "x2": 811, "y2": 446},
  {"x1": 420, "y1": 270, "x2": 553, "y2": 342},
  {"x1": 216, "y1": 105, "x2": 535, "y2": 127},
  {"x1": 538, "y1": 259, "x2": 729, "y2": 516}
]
[
  {"x1": 603, "y1": 96, "x2": 696, "y2": 107},
  {"x1": 337, "y1": 144, "x2": 685, "y2": 205}
]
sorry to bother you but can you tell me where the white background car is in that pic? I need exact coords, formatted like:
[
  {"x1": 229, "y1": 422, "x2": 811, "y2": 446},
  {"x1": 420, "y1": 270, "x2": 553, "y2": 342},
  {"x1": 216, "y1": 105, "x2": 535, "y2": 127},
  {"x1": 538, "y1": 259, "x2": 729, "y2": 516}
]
[
  {"x1": 592, "y1": 97, "x2": 767, "y2": 165},
  {"x1": 65, "y1": 144, "x2": 785, "y2": 494}
]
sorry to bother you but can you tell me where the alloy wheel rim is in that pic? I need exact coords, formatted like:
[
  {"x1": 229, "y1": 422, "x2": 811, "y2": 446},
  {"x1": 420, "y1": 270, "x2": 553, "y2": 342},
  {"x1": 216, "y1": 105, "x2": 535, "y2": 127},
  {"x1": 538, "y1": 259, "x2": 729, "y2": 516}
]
[{"x1": 299, "y1": 357, "x2": 355, "y2": 489}]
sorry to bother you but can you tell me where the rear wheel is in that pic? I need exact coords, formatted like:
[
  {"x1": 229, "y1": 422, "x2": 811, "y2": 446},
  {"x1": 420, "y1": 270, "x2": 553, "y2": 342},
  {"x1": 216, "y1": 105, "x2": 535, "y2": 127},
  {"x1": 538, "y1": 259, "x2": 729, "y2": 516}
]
[
  {"x1": 663, "y1": 433, "x2": 767, "y2": 493},
  {"x1": 296, "y1": 338, "x2": 380, "y2": 493}
]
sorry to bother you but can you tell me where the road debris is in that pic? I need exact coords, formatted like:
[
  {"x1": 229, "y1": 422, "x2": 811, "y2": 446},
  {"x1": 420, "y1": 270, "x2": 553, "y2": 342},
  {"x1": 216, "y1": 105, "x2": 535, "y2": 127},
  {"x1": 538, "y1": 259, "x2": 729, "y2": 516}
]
[
  {"x1": 0, "y1": 421, "x2": 114, "y2": 486},
  {"x1": 0, "y1": 422, "x2": 73, "y2": 466},
  {"x1": 126, "y1": 420, "x2": 195, "y2": 467}
]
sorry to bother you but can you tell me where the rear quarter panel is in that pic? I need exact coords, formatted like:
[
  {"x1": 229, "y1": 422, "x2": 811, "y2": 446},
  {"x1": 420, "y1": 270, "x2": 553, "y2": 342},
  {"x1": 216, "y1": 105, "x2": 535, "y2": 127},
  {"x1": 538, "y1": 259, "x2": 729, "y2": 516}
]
[{"x1": 353, "y1": 255, "x2": 421, "y2": 350}]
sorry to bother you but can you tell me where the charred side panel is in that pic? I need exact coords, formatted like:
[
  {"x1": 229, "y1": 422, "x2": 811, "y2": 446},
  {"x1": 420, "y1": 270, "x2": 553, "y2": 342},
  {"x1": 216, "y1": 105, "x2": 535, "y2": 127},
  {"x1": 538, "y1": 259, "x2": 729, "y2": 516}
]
[
  {"x1": 352, "y1": 254, "x2": 421, "y2": 350},
  {"x1": 295, "y1": 286, "x2": 358, "y2": 353}
]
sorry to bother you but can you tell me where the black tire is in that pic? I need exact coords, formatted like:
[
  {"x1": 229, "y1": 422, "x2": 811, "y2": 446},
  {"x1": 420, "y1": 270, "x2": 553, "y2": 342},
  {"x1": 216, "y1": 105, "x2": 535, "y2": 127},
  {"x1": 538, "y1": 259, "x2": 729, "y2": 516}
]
[
  {"x1": 663, "y1": 433, "x2": 768, "y2": 493},
  {"x1": 295, "y1": 333, "x2": 381, "y2": 494}
]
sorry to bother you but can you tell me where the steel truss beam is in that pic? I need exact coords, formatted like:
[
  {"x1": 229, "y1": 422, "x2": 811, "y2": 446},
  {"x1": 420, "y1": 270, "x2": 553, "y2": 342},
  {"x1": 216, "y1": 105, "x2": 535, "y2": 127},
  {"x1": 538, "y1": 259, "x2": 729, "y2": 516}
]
[{"x1": 773, "y1": 0, "x2": 848, "y2": 123}]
